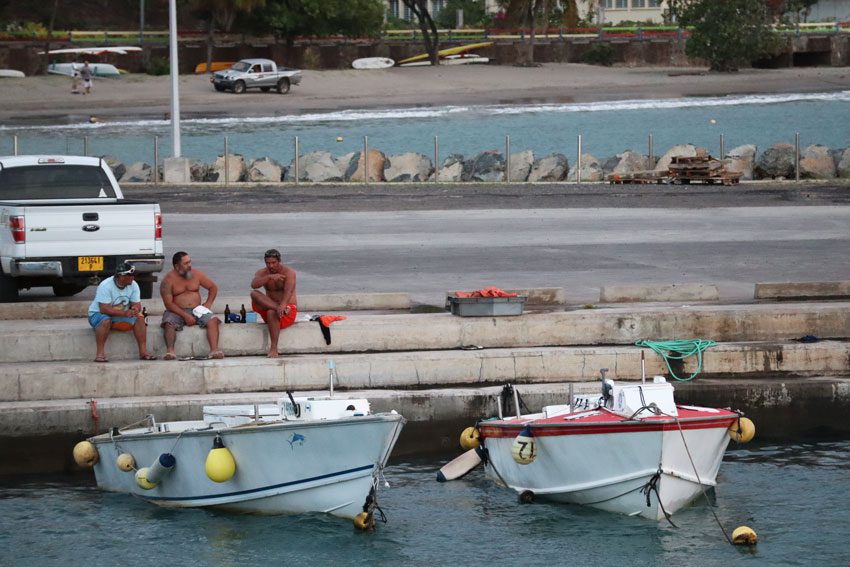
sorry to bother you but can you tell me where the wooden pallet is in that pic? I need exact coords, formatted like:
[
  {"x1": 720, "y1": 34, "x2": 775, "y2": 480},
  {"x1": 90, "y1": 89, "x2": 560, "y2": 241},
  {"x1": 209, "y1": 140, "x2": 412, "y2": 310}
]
[
  {"x1": 608, "y1": 170, "x2": 668, "y2": 184},
  {"x1": 668, "y1": 154, "x2": 740, "y2": 185}
]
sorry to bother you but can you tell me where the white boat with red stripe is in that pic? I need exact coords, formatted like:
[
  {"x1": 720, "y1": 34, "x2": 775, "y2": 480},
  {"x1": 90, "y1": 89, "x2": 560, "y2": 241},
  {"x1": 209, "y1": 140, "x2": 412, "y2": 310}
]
[{"x1": 477, "y1": 374, "x2": 743, "y2": 520}]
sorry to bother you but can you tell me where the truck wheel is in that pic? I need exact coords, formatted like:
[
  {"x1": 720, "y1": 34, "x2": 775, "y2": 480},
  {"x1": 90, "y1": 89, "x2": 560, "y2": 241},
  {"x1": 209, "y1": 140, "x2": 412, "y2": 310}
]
[
  {"x1": 233, "y1": 81, "x2": 246, "y2": 94},
  {"x1": 260, "y1": 87, "x2": 270, "y2": 92},
  {"x1": 138, "y1": 280, "x2": 154, "y2": 300},
  {"x1": 0, "y1": 271, "x2": 19, "y2": 302},
  {"x1": 276, "y1": 78, "x2": 290, "y2": 94},
  {"x1": 52, "y1": 283, "x2": 87, "y2": 297}
]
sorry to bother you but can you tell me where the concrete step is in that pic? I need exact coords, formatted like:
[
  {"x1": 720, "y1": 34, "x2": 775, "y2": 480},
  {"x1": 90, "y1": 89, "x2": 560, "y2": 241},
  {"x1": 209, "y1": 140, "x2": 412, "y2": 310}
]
[
  {"x1": 0, "y1": 301, "x2": 848, "y2": 363},
  {"x1": 2, "y1": 341, "x2": 847, "y2": 403}
]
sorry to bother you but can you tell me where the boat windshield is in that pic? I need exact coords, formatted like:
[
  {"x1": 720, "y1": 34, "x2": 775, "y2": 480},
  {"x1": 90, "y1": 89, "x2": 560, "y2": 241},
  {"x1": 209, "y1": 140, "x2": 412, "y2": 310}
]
[
  {"x1": 231, "y1": 62, "x2": 251, "y2": 72},
  {"x1": 0, "y1": 165, "x2": 116, "y2": 200}
]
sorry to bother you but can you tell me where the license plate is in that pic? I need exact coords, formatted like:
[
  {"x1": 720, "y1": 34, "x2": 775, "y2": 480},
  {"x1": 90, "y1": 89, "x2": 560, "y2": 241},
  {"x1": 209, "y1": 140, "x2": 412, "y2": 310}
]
[{"x1": 78, "y1": 256, "x2": 103, "y2": 271}]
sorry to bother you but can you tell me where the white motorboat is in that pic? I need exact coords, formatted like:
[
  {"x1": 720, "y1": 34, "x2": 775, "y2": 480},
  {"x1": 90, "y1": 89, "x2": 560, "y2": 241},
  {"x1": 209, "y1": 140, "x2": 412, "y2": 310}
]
[
  {"x1": 476, "y1": 374, "x2": 748, "y2": 521},
  {"x1": 75, "y1": 394, "x2": 405, "y2": 523}
]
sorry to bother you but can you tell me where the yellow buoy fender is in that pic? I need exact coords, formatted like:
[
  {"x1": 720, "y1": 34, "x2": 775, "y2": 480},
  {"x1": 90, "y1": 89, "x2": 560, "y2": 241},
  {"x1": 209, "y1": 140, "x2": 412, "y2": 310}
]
[
  {"x1": 205, "y1": 434, "x2": 236, "y2": 483},
  {"x1": 353, "y1": 511, "x2": 373, "y2": 531},
  {"x1": 72, "y1": 441, "x2": 99, "y2": 468},
  {"x1": 134, "y1": 467, "x2": 157, "y2": 490},
  {"x1": 459, "y1": 426, "x2": 480, "y2": 451},
  {"x1": 511, "y1": 426, "x2": 537, "y2": 465},
  {"x1": 728, "y1": 417, "x2": 756, "y2": 443},
  {"x1": 116, "y1": 453, "x2": 136, "y2": 472},
  {"x1": 732, "y1": 526, "x2": 758, "y2": 545}
]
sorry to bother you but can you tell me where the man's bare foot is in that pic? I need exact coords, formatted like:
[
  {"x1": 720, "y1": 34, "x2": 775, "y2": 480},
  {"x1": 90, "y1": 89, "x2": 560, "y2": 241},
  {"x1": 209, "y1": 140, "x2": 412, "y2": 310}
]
[{"x1": 266, "y1": 350, "x2": 279, "y2": 358}]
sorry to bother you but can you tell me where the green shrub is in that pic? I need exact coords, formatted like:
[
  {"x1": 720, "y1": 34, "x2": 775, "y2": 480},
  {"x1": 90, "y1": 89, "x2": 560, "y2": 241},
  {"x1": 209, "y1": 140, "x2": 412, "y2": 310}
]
[
  {"x1": 579, "y1": 43, "x2": 614, "y2": 66},
  {"x1": 146, "y1": 57, "x2": 170, "y2": 76}
]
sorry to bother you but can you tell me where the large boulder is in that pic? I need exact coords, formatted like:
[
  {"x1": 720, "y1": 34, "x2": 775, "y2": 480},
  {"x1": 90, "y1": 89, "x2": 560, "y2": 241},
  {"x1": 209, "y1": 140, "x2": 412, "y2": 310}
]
[
  {"x1": 837, "y1": 148, "x2": 850, "y2": 178},
  {"x1": 600, "y1": 155, "x2": 620, "y2": 175},
  {"x1": 567, "y1": 153, "x2": 604, "y2": 182},
  {"x1": 437, "y1": 154, "x2": 465, "y2": 182},
  {"x1": 725, "y1": 144, "x2": 756, "y2": 181},
  {"x1": 102, "y1": 155, "x2": 125, "y2": 181},
  {"x1": 800, "y1": 144, "x2": 836, "y2": 179},
  {"x1": 346, "y1": 149, "x2": 387, "y2": 182},
  {"x1": 465, "y1": 150, "x2": 505, "y2": 182},
  {"x1": 285, "y1": 151, "x2": 342, "y2": 182},
  {"x1": 120, "y1": 162, "x2": 152, "y2": 183},
  {"x1": 612, "y1": 150, "x2": 648, "y2": 175},
  {"x1": 384, "y1": 152, "x2": 433, "y2": 182},
  {"x1": 189, "y1": 160, "x2": 210, "y2": 182},
  {"x1": 208, "y1": 153, "x2": 248, "y2": 183},
  {"x1": 654, "y1": 144, "x2": 705, "y2": 172},
  {"x1": 754, "y1": 143, "x2": 795, "y2": 179},
  {"x1": 247, "y1": 157, "x2": 284, "y2": 182},
  {"x1": 528, "y1": 153, "x2": 569, "y2": 182},
  {"x1": 508, "y1": 150, "x2": 534, "y2": 182}
]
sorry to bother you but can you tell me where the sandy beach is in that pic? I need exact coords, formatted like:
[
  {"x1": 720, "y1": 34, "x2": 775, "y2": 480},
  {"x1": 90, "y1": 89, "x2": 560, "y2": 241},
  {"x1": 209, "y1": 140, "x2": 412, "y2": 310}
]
[{"x1": 1, "y1": 64, "x2": 848, "y2": 125}]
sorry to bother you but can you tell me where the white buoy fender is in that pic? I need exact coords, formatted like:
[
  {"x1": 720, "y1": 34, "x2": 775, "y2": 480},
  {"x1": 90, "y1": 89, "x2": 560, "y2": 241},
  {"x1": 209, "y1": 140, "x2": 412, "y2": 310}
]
[
  {"x1": 205, "y1": 434, "x2": 236, "y2": 483},
  {"x1": 116, "y1": 453, "x2": 136, "y2": 472},
  {"x1": 135, "y1": 467, "x2": 157, "y2": 490},
  {"x1": 511, "y1": 426, "x2": 537, "y2": 465},
  {"x1": 146, "y1": 453, "x2": 176, "y2": 484},
  {"x1": 728, "y1": 417, "x2": 756, "y2": 443},
  {"x1": 436, "y1": 447, "x2": 483, "y2": 482},
  {"x1": 72, "y1": 441, "x2": 99, "y2": 468}
]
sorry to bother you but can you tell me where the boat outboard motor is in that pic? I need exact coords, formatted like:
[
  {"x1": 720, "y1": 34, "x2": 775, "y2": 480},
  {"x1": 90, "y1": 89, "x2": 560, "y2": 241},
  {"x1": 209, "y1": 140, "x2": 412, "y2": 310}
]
[{"x1": 599, "y1": 368, "x2": 614, "y2": 408}]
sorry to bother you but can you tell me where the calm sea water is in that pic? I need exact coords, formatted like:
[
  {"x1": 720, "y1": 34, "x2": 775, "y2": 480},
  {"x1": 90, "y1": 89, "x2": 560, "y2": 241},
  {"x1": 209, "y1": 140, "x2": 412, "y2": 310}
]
[
  {"x1": 1, "y1": 441, "x2": 848, "y2": 566},
  {"x1": 2, "y1": 92, "x2": 849, "y2": 167}
]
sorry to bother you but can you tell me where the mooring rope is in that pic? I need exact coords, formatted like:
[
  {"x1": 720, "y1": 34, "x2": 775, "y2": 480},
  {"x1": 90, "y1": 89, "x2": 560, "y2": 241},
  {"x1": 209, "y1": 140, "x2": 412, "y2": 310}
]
[{"x1": 634, "y1": 339, "x2": 717, "y2": 381}]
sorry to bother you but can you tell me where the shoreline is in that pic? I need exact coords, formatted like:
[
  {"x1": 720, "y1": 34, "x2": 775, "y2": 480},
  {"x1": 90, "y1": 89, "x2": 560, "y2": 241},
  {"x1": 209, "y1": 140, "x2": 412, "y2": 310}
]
[{"x1": 1, "y1": 64, "x2": 849, "y2": 125}]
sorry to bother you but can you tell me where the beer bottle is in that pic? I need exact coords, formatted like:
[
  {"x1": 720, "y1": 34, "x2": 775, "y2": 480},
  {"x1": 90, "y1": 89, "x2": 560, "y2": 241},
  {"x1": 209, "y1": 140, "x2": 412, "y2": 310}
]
[
  {"x1": 224, "y1": 304, "x2": 231, "y2": 324},
  {"x1": 239, "y1": 304, "x2": 247, "y2": 324}
]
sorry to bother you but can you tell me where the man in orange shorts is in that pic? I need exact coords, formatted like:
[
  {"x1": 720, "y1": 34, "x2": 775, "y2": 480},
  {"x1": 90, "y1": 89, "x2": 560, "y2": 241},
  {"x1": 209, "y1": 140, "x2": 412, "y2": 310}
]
[{"x1": 250, "y1": 248, "x2": 297, "y2": 358}]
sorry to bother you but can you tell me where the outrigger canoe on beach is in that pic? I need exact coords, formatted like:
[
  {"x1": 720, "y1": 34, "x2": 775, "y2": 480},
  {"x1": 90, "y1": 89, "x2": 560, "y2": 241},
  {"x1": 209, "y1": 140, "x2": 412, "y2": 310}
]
[{"x1": 397, "y1": 41, "x2": 493, "y2": 65}]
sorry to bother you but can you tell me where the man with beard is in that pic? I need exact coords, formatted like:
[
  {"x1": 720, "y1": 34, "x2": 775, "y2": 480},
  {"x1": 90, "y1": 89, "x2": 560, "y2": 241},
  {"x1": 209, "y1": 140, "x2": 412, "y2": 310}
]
[
  {"x1": 160, "y1": 251, "x2": 223, "y2": 360},
  {"x1": 250, "y1": 248, "x2": 297, "y2": 358}
]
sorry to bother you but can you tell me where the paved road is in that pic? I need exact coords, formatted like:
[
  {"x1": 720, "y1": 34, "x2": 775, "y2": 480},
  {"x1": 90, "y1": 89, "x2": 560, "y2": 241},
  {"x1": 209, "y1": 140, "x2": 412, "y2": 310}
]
[{"x1": 18, "y1": 184, "x2": 850, "y2": 305}]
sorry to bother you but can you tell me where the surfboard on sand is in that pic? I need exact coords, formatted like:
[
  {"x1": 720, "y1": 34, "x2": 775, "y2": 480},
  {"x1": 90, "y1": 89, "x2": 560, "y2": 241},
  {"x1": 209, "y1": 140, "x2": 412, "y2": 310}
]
[
  {"x1": 397, "y1": 41, "x2": 493, "y2": 66},
  {"x1": 399, "y1": 54, "x2": 490, "y2": 67},
  {"x1": 352, "y1": 57, "x2": 395, "y2": 70},
  {"x1": 194, "y1": 61, "x2": 236, "y2": 74}
]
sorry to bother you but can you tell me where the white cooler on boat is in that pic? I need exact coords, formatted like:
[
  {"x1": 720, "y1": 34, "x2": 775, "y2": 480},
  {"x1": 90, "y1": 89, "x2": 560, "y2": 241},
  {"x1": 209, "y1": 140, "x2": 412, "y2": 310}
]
[{"x1": 611, "y1": 376, "x2": 677, "y2": 416}]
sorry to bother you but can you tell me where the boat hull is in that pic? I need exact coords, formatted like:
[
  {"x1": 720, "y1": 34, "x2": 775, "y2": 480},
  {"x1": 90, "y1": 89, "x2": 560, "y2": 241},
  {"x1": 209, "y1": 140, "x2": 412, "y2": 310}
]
[
  {"x1": 90, "y1": 413, "x2": 404, "y2": 519},
  {"x1": 480, "y1": 409, "x2": 735, "y2": 520}
]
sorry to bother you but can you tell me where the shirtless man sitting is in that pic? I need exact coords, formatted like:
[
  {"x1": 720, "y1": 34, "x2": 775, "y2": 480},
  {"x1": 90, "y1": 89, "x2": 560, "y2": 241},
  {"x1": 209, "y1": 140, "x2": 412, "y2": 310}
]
[
  {"x1": 160, "y1": 251, "x2": 223, "y2": 360},
  {"x1": 250, "y1": 249, "x2": 297, "y2": 358}
]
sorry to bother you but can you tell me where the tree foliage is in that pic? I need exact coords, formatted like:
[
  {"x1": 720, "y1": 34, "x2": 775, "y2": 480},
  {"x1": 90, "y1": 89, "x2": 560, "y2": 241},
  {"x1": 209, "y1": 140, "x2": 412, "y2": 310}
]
[
  {"x1": 434, "y1": 0, "x2": 486, "y2": 29},
  {"x1": 402, "y1": 0, "x2": 440, "y2": 65},
  {"x1": 250, "y1": 0, "x2": 384, "y2": 45},
  {"x1": 667, "y1": 0, "x2": 781, "y2": 72}
]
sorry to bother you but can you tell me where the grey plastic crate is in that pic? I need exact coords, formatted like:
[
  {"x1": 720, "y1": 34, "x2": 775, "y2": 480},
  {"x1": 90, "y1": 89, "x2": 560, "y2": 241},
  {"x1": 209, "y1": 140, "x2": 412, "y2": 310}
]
[{"x1": 447, "y1": 295, "x2": 527, "y2": 317}]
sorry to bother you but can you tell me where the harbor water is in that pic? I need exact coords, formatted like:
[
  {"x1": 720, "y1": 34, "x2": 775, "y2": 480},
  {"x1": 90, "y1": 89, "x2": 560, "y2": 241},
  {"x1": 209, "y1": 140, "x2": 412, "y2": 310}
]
[
  {"x1": 1, "y1": 441, "x2": 848, "y2": 566},
  {"x1": 3, "y1": 92, "x2": 849, "y2": 166}
]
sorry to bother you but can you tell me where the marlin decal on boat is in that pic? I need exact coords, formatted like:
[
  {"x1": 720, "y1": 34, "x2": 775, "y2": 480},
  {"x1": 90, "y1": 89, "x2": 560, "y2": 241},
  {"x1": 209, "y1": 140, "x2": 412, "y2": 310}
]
[{"x1": 288, "y1": 432, "x2": 306, "y2": 449}]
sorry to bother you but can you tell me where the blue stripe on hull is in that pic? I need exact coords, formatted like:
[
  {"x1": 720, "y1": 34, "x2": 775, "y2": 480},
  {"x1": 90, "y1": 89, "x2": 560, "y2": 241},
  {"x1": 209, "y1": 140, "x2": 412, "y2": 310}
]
[{"x1": 142, "y1": 464, "x2": 374, "y2": 502}]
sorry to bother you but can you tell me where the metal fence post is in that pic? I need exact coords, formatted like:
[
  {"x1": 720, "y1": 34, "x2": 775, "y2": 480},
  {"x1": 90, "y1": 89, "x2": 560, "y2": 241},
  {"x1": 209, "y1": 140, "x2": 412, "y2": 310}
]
[
  {"x1": 647, "y1": 133, "x2": 654, "y2": 170},
  {"x1": 153, "y1": 135, "x2": 159, "y2": 185},
  {"x1": 224, "y1": 136, "x2": 229, "y2": 187},
  {"x1": 795, "y1": 132, "x2": 800, "y2": 182},
  {"x1": 363, "y1": 135, "x2": 369, "y2": 185},
  {"x1": 434, "y1": 135, "x2": 439, "y2": 183},
  {"x1": 12, "y1": 135, "x2": 18, "y2": 156},
  {"x1": 83, "y1": 135, "x2": 89, "y2": 156},
  {"x1": 294, "y1": 137, "x2": 300, "y2": 184},
  {"x1": 577, "y1": 134, "x2": 582, "y2": 184},
  {"x1": 505, "y1": 135, "x2": 510, "y2": 183},
  {"x1": 719, "y1": 133, "x2": 725, "y2": 162}
]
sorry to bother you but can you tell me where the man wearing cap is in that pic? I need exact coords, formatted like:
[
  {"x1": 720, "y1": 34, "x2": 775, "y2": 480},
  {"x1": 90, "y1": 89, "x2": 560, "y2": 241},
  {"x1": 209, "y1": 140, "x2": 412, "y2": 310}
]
[
  {"x1": 87, "y1": 262, "x2": 156, "y2": 362},
  {"x1": 160, "y1": 251, "x2": 223, "y2": 360},
  {"x1": 250, "y1": 249, "x2": 297, "y2": 358}
]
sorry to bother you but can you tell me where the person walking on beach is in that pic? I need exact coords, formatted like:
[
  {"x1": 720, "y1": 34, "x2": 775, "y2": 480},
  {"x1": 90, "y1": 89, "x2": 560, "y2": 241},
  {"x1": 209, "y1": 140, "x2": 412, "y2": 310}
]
[
  {"x1": 80, "y1": 61, "x2": 93, "y2": 95},
  {"x1": 250, "y1": 249, "x2": 297, "y2": 358},
  {"x1": 88, "y1": 262, "x2": 156, "y2": 362},
  {"x1": 160, "y1": 251, "x2": 224, "y2": 360}
]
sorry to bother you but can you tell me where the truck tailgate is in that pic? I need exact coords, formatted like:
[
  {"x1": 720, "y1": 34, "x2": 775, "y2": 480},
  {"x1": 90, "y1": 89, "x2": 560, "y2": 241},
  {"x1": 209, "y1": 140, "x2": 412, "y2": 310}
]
[{"x1": 20, "y1": 203, "x2": 158, "y2": 257}]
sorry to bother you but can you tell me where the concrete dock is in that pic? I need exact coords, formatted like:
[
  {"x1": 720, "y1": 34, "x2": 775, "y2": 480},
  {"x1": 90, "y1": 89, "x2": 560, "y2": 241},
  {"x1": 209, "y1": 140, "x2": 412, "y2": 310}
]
[{"x1": 1, "y1": 284, "x2": 849, "y2": 473}]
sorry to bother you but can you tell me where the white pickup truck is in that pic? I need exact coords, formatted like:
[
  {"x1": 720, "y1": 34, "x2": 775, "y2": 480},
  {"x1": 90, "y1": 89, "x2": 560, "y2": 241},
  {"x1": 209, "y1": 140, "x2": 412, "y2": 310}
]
[{"x1": 0, "y1": 155, "x2": 164, "y2": 302}]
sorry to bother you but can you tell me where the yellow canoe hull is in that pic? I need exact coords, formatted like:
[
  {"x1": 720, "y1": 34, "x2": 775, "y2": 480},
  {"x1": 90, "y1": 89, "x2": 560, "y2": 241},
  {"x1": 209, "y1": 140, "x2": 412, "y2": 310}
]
[
  {"x1": 194, "y1": 61, "x2": 236, "y2": 74},
  {"x1": 397, "y1": 42, "x2": 494, "y2": 65}
]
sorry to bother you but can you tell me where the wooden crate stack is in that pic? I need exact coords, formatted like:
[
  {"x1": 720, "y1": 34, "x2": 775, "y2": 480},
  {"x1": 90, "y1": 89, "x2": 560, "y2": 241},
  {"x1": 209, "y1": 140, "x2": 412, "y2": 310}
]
[{"x1": 668, "y1": 152, "x2": 740, "y2": 185}]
